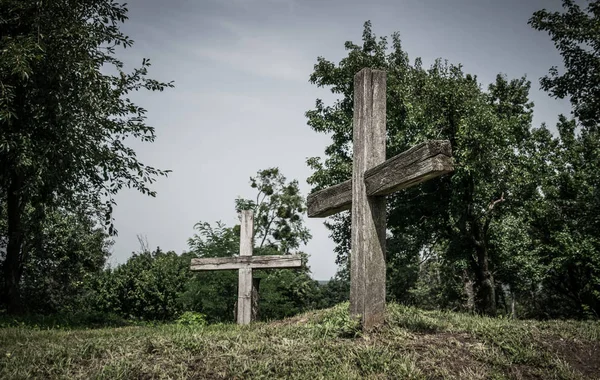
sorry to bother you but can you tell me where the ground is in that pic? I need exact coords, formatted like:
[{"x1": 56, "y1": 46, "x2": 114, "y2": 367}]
[{"x1": 1, "y1": 303, "x2": 599, "y2": 379}]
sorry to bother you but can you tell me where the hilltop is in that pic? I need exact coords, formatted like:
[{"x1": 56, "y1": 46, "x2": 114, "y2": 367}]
[{"x1": 1, "y1": 303, "x2": 598, "y2": 379}]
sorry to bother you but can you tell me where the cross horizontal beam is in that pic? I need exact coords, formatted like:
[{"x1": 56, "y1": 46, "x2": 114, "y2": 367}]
[
  {"x1": 190, "y1": 255, "x2": 302, "y2": 271},
  {"x1": 307, "y1": 140, "x2": 453, "y2": 217}
]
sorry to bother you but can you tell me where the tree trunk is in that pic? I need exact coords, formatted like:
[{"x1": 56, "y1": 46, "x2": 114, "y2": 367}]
[
  {"x1": 473, "y1": 244, "x2": 496, "y2": 316},
  {"x1": 251, "y1": 278, "x2": 260, "y2": 321},
  {"x1": 511, "y1": 289, "x2": 516, "y2": 319},
  {"x1": 3, "y1": 173, "x2": 25, "y2": 314},
  {"x1": 462, "y1": 270, "x2": 475, "y2": 313}
]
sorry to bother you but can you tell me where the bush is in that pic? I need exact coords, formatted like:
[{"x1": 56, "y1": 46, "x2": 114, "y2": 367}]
[{"x1": 175, "y1": 311, "x2": 207, "y2": 327}]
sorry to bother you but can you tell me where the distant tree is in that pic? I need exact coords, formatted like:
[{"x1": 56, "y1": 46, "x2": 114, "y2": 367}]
[
  {"x1": 234, "y1": 167, "x2": 319, "y2": 319},
  {"x1": 182, "y1": 222, "x2": 239, "y2": 322},
  {"x1": 527, "y1": 0, "x2": 600, "y2": 318},
  {"x1": 18, "y1": 208, "x2": 112, "y2": 314},
  {"x1": 88, "y1": 247, "x2": 190, "y2": 321},
  {"x1": 315, "y1": 273, "x2": 350, "y2": 310},
  {"x1": 256, "y1": 247, "x2": 320, "y2": 321},
  {"x1": 0, "y1": 0, "x2": 172, "y2": 313},
  {"x1": 235, "y1": 168, "x2": 312, "y2": 253},
  {"x1": 519, "y1": 117, "x2": 600, "y2": 318}
]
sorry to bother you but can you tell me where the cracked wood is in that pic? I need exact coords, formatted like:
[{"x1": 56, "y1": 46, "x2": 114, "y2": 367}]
[
  {"x1": 307, "y1": 140, "x2": 453, "y2": 218},
  {"x1": 190, "y1": 255, "x2": 303, "y2": 271}
]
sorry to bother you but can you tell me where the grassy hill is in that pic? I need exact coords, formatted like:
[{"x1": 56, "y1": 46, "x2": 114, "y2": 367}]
[{"x1": 1, "y1": 303, "x2": 598, "y2": 379}]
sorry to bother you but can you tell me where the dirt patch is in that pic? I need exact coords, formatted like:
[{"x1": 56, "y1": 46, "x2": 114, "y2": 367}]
[
  {"x1": 542, "y1": 336, "x2": 600, "y2": 379},
  {"x1": 269, "y1": 312, "x2": 317, "y2": 327},
  {"x1": 394, "y1": 332, "x2": 492, "y2": 378},
  {"x1": 505, "y1": 365, "x2": 545, "y2": 380}
]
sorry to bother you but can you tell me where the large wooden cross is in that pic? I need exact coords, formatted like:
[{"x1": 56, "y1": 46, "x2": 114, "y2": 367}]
[
  {"x1": 190, "y1": 210, "x2": 303, "y2": 325},
  {"x1": 307, "y1": 68, "x2": 454, "y2": 330}
]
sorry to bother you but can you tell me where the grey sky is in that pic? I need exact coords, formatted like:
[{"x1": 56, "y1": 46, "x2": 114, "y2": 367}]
[{"x1": 108, "y1": 0, "x2": 572, "y2": 280}]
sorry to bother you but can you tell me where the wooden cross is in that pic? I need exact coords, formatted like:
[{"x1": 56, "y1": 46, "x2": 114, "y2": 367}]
[
  {"x1": 307, "y1": 68, "x2": 454, "y2": 330},
  {"x1": 190, "y1": 210, "x2": 303, "y2": 325}
]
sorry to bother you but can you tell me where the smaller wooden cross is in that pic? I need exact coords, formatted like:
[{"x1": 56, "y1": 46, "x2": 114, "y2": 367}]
[{"x1": 190, "y1": 210, "x2": 303, "y2": 324}]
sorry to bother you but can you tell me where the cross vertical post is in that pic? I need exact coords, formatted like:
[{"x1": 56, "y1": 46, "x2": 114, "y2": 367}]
[
  {"x1": 351, "y1": 69, "x2": 387, "y2": 328},
  {"x1": 237, "y1": 210, "x2": 253, "y2": 325}
]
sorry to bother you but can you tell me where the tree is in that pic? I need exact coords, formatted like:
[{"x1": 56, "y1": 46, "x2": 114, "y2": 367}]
[
  {"x1": 314, "y1": 273, "x2": 350, "y2": 310},
  {"x1": 234, "y1": 168, "x2": 318, "y2": 318},
  {"x1": 182, "y1": 221, "x2": 240, "y2": 322},
  {"x1": 529, "y1": 0, "x2": 600, "y2": 129},
  {"x1": 89, "y1": 247, "x2": 191, "y2": 321},
  {"x1": 235, "y1": 168, "x2": 312, "y2": 253},
  {"x1": 256, "y1": 246, "x2": 320, "y2": 321},
  {"x1": 520, "y1": 117, "x2": 600, "y2": 318},
  {"x1": 528, "y1": 0, "x2": 600, "y2": 318},
  {"x1": 305, "y1": 22, "x2": 535, "y2": 315},
  {"x1": 0, "y1": 0, "x2": 172, "y2": 312},
  {"x1": 19, "y1": 208, "x2": 112, "y2": 314}
]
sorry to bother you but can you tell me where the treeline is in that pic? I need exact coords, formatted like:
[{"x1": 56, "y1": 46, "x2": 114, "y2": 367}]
[
  {"x1": 15, "y1": 224, "x2": 350, "y2": 324},
  {"x1": 8, "y1": 168, "x2": 349, "y2": 323},
  {"x1": 2, "y1": 0, "x2": 600, "y2": 322}
]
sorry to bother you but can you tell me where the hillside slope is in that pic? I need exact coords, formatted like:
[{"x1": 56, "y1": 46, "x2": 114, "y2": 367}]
[{"x1": 1, "y1": 303, "x2": 598, "y2": 379}]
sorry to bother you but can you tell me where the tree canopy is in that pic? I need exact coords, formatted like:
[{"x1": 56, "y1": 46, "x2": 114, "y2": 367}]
[{"x1": 0, "y1": 0, "x2": 172, "y2": 312}]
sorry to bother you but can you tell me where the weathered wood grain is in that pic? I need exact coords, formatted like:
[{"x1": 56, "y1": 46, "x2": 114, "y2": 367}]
[
  {"x1": 350, "y1": 68, "x2": 388, "y2": 330},
  {"x1": 237, "y1": 210, "x2": 253, "y2": 325},
  {"x1": 190, "y1": 255, "x2": 303, "y2": 271},
  {"x1": 306, "y1": 140, "x2": 453, "y2": 218},
  {"x1": 233, "y1": 278, "x2": 261, "y2": 322},
  {"x1": 238, "y1": 268, "x2": 252, "y2": 325},
  {"x1": 240, "y1": 210, "x2": 253, "y2": 258},
  {"x1": 306, "y1": 180, "x2": 352, "y2": 217},
  {"x1": 365, "y1": 144, "x2": 453, "y2": 196}
]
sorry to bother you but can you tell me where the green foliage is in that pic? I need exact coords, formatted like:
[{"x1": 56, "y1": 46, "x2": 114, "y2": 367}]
[
  {"x1": 257, "y1": 264, "x2": 321, "y2": 321},
  {"x1": 407, "y1": 257, "x2": 467, "y2": 312},
  {"x1": 308, "y1": 302, "x2": 362, "y2": 338},
  {"x1": 187, "y1": 221, "x2": 239, "y2": 258},
  {"x1": 0, "y1": 0, "x2": 172, "y2": 312},
  {"x1": 529, "y1": 0, "x2": 600, "y2": 128},
  {"x1": 527, "y1": 1, "x2": 600, "y2": 317},
  {"x1": 521, "y1": 117, "x2": 600, "y2": 318},
  {"x1": 87, "y1": 248, "x2": 190, "y2": 321},
  {"x1": 18, "y1": 208, "x2": 112, "y2": 314},
  {"x1": 180, "y1": 271, "x2": 238, "y2": 324},
  {"x1": 314, "y1": 274, "x2": 350, "y2": 310},
  {"x1": 235, "y1": 167, "x2": 312, "y2": 253},
  {"x1": 180, "y1": 221, "x2": 240, "y2": 323},
  {"x1": 175, "y1": 311, "x2": 207, "y2": 327}
]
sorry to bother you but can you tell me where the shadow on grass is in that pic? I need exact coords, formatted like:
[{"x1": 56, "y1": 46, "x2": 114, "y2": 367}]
[{"x1": 0, "y1": 310, "x2": 134, "y2": 330}]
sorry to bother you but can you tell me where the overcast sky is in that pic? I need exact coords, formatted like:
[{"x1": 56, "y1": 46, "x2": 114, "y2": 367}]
[{"x1": 108, "y1": 0, "x2": 572, "y2": 280}]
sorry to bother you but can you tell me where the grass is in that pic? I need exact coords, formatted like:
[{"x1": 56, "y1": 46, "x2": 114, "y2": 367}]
[{"x1": 1, "y1": 303, "x2": 599, "y2": 379}]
